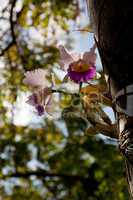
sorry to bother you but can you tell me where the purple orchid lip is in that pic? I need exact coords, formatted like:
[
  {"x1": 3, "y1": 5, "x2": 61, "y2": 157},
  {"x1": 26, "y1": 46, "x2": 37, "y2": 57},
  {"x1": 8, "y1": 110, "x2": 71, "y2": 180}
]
[
  {"x1": 67, "y1": 66, "x2": 96, "y2": 83},
  {"x1": 35, "y1": 105, "x2": 44, "y2": 116}
]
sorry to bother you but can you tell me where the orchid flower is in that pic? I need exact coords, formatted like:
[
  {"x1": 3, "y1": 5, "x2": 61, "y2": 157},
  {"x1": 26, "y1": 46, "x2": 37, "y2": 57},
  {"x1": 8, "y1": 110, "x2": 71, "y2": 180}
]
[
  {"x1": 23, "y1": 68, "x2": 49, "y2": 88},
  {"x1": 58, "y1": 44, "x2": 97, "y2": 83},
  {"x1": 23, "y1": 69, "x2": 52, "y2": 116}
]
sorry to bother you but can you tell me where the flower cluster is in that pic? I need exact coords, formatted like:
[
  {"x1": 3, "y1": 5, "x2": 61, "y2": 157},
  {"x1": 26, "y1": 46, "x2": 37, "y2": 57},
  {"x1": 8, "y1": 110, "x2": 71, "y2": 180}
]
[
  {"x1": 23, "y1": 69, "x2": 52, "y2": 116},
  {"x1": 23, "y1": 44, "x2": 97, "y2": 116}
]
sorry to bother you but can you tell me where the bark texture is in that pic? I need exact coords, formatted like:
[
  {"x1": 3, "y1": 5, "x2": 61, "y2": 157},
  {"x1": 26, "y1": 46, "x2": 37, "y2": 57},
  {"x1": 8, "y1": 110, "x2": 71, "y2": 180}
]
[{"x1": 88, "y1": 0, "x2": 133, "y2": 198}]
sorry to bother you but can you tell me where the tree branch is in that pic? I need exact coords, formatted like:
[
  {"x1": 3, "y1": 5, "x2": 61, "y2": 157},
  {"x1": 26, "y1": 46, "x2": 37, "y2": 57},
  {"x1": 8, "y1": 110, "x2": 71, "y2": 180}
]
[
  {"x1": 0, "y1": 0, "x2": 17, "y2": 56},
  {"x1": 89, "y1": 0, "x2": 133, "y2": 197},
  {"x1": 5, "y1": 170, "x2": 86, "y2": 182},
  {"x1": 10, "y1": 0, "x2": 17, "y2": 43}
]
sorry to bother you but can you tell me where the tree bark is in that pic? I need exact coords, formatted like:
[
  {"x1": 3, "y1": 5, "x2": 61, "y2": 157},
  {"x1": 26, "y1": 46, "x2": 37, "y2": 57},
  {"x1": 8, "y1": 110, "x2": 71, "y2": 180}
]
[{"x1": 88, "y1": 0, "x2": 133, "y2": 198}]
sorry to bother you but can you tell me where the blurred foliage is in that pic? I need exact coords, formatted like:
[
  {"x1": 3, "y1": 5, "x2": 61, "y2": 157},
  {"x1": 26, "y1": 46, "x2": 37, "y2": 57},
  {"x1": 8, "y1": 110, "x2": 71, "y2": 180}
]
[{"x1": 0, "y1": 0, "x2": 129, "y2": 199}]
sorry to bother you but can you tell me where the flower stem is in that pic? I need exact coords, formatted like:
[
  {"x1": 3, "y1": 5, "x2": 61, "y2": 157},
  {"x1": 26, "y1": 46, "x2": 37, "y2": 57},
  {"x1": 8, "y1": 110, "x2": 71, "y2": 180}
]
[
  {"x1": 79, "y1": 82, "x2": 82, "y2": 93},
  {"x1": 52, "y1": 89, "x2": 77, "y2": 96}
]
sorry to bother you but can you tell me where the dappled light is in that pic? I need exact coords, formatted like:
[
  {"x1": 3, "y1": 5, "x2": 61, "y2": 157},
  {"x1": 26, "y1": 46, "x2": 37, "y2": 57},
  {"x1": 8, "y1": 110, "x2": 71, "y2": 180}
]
[{"x1": 0, "y1": 0, "x2": 129, "y2": 199}]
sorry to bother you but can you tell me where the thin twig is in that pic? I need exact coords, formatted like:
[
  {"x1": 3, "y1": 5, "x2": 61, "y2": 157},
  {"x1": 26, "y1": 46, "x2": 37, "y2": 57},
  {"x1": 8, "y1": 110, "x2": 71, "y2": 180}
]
[
  {"x1": 52, "y1": 89, "x2": 78, "y2": 96},
  {"x1": 10, "y1": 0, "x2": 17, "y2": 43},
  {"x1": 0, "y1": 0, "x2": 17, "y2": 56}
]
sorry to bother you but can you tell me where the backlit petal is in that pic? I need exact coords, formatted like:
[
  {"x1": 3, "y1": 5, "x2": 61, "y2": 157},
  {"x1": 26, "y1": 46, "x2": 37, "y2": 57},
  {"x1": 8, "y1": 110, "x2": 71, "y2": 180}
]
[
  {"x1": 23, "y1": 69, "x2": 49, "y2": 88},
  {"x1": 71, "y1": 53, "x2": 81, "y2": 61},
  {"x1": 58, "y1": 45, "x2": 74, "y2": 69},
  {"x1": 83, "y1": 51, "x2": 97, "y2": 66},
  {"x1": 26, "y1": 88, "x2": 52, "y2": 107}
]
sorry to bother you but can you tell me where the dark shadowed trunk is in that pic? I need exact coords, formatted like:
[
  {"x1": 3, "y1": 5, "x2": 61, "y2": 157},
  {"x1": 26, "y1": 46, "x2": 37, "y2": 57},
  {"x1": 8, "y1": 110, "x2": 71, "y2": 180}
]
[{"x1": 88, "y1": 0, "x2": 133, "y2": 198}]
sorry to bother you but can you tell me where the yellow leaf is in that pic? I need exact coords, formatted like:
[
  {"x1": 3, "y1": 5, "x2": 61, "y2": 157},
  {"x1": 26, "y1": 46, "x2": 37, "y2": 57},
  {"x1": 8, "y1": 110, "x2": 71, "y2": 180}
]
[
  {"x1": 83, "y1": 95, "x2": 98, "y2": 106},
  {"x1": 81, "y1": 84, "x2": 106, "y2": 95},
  {"x1": 46, "y1": 133, "x2": 53, "y2": 143}
]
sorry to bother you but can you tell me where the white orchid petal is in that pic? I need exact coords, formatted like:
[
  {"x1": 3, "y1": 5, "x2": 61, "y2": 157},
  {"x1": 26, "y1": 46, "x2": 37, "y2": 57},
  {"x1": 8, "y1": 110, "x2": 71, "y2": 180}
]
[
  {"x1": 26, "y1": 88, "x2": 52, "y2": 108},
  {"x1": 58, "y1": 45, "x2": 74, "y2": 69},
  {"x1": 26, "y1": 93, "x2": 42, "y2": 106},
  {"x1": 71, "y1": 53, "x2": 81, "y2": 61},
  {"x1": 45, "y1": 95, "x2": 53, "y2": 115},
  {"x1": 23, "y1": 69, "x2": 49, "y2": 88},
  {"x1": 26, "y1": 98, "x2": 36, "y2": 106},
  {"x1": 83, "y1": 51, "x2": 97, "y2": 66}
]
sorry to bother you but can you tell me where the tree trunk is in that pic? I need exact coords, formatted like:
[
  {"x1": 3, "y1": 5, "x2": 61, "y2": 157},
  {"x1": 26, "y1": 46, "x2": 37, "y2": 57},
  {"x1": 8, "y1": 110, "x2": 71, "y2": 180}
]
[{"x1": 87, "y1": 0, "x2": 133, "y2": 198}]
